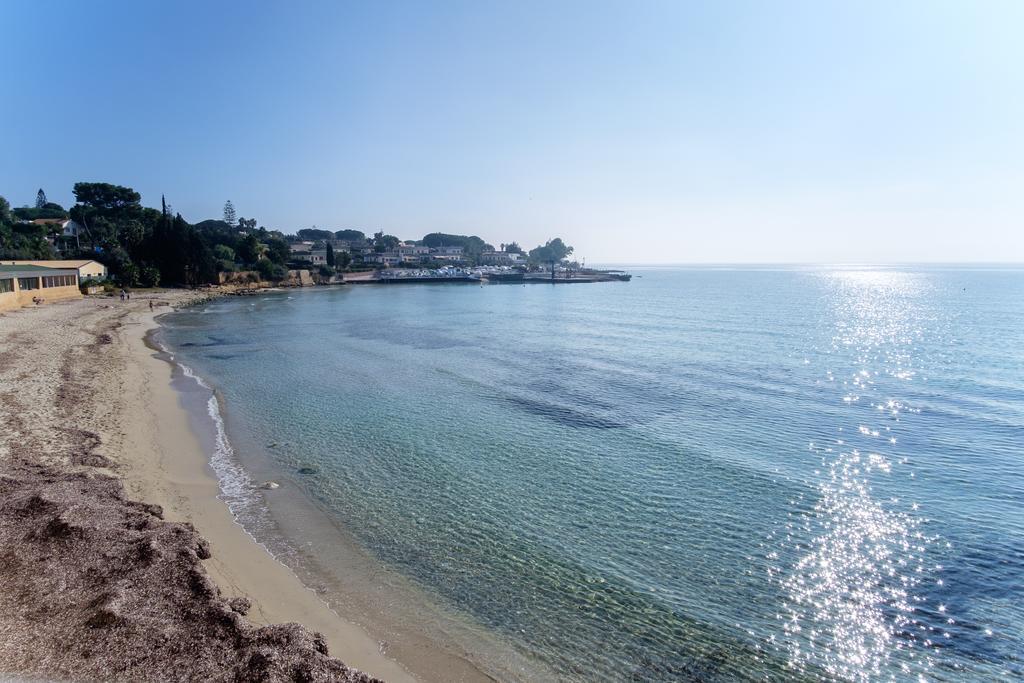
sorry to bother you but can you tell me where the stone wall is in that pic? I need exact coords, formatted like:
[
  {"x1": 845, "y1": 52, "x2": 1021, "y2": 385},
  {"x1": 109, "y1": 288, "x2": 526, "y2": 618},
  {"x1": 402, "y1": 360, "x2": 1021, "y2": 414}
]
[{"x1": 215, "y1": 269, "x2": 312, "y2": 289}]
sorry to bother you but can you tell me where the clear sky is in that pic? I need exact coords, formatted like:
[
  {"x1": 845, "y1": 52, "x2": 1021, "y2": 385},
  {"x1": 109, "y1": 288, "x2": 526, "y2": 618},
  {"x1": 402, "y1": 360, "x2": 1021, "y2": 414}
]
[{"x1": 1, "y1": 0, "x2": 1021, "y2": 263}]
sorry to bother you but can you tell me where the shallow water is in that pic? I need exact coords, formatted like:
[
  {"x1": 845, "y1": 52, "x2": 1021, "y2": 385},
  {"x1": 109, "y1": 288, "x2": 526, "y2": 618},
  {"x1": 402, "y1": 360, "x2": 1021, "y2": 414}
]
[{"x1": 162, "y1": 266, "x2": 1024, "y2": 681}]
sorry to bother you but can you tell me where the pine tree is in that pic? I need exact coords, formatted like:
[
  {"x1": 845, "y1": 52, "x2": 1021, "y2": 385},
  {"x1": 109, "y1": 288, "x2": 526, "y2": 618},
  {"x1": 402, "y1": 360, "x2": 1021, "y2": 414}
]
[
  {"x1": 326, "y1": 242, "x2": 335, "y2": 267},
  {"x1": 223, "y1": 200, "x2": 237, "y2": 227},
  {"x1": 35, "y1": 188, "x2": 47, "y2": 208}
]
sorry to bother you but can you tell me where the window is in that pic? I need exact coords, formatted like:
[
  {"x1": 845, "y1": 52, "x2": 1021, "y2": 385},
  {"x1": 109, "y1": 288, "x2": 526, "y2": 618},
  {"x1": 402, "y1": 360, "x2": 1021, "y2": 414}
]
[
  {"x1": 42, "y1": 275, "x2": 77, "y2": 288},
  {"x1": 0, "y1": 278, "x2": 12, "y2": 293},
  {"x1": 18, "y1": 277, "x2": 39, "y2": 291}
]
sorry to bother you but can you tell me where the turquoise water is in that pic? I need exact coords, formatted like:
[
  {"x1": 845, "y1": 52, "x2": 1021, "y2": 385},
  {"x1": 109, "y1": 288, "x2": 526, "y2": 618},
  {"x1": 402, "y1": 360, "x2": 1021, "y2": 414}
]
[{"x1": 162, "y1": 267, "x2": 1024, "y2": 681}]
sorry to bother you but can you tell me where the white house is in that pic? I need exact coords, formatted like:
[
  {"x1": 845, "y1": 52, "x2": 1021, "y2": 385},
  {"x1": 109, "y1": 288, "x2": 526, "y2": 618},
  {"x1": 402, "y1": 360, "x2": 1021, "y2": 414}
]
[
  {"x1": 31, "y1": 218, "x2": 86, "y2": 251},
  {"x1": 61, "y1": 219, "x2": 84, "y2": 238},
  {"x1": 429, "y1": 245, "x2": 464, "y2": 261},
  {"x1": 326, "y1": 239, "x2": 354, "y2": 252},
  {"x1": 31, "y1": 218, "x2": 83, "y2": 236},
  {"x1": 365, "y1": 252, "x2": 402, "y2": 266},
  {"x1": 398, "y1": 244, "x2": 431, "y2": 262},
  {"x1": 479, "y1": 250, "x2": 525, "y2": 265}
]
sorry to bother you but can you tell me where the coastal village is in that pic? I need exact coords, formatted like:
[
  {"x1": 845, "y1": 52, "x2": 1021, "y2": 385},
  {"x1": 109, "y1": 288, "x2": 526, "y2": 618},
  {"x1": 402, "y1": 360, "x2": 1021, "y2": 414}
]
[
  {"x1": 283, "y1": 235, "x2": 630, "y2": 284},
  {"x1": 0, "y1": 186, "x2": 634, "y2": 681},
  {"x1": 0, "y1": 186, "x2": 628, "y2": 312}
]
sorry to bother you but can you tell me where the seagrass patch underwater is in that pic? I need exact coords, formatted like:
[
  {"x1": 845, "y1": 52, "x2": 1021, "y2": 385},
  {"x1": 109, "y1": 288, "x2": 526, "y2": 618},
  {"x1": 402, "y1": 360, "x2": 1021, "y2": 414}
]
[{"x1": 162, "y1": 266, "x2": 1024, "y2": 681}]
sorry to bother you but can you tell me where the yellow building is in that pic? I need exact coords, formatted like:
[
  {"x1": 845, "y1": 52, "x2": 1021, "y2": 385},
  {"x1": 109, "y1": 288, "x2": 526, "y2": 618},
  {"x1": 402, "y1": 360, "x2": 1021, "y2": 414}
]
[
  {"x1": 0, "y1": 265, "x2": 82, "y2": 312},
  {"x1": 3, "y1": 259, "x2": 108, "y2": 280}
]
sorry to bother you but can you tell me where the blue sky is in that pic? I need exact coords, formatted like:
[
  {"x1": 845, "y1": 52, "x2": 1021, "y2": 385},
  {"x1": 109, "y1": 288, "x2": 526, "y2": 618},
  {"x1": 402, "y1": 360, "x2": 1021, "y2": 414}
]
[{"x1": 1, "y1": 0, "x2": 1021, "y2": 263}]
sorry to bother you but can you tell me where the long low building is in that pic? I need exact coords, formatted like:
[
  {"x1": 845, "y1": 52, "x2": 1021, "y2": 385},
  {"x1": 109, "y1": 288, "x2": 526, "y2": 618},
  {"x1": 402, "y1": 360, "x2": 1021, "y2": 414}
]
[
  {"x1": 3, "y1": 259, "x2": 108, "y2": 280},
  {"x1": 0, "y1": 264, "x2": 82, "y2": 312}
]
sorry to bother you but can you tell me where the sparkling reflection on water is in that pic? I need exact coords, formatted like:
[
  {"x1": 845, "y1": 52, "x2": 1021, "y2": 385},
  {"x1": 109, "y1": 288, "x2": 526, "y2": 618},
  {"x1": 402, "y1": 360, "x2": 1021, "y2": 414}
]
[
  {"x1": 776, "y1": 270, "x2": 949, "y2": 680},
  {"x1": 160, "y1": 267, "x2": 1023, "y2": 681}
]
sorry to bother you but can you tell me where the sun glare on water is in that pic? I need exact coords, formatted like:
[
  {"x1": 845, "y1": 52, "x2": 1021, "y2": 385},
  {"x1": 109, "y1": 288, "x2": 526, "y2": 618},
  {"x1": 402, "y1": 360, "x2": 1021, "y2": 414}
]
[{"x1": 771, "y1": 269, "x2": 950, "y2": 681}]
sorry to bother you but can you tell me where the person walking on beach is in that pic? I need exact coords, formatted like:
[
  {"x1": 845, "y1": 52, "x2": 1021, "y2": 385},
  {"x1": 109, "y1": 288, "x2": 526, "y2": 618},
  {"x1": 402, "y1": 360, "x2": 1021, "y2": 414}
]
[
  {"x1": 149, "y1": 300, "x2": 153, "y2": 311},
  {"x1": 120, "y1": 289, "x2": 125, "y2": 302}
]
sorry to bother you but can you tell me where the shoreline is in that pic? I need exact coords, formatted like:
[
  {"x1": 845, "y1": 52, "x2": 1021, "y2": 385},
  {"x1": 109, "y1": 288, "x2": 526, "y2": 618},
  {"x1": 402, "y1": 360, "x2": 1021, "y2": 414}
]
[
  {"x1": 0, "y1": 293, "x2": 412, "y2": 681},
  {"x1": 157, "y1": 292, "x2": 547, "y2": 683},
  {"x1": 127, "y1": 306, "x2": 417, "y2": 682}
]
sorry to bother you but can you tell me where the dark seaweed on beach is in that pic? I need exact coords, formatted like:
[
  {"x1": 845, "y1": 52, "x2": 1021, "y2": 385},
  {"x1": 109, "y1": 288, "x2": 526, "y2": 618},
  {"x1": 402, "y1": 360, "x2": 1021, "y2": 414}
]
[{"x1": 0, "y1": 460, "x2": 381, "y2": 682}]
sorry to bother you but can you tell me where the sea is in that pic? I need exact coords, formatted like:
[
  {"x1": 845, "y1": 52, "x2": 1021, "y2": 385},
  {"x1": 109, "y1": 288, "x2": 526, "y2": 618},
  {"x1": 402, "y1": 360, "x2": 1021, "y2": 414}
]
[{"x1": 158, "y1": 266, "x2": 1023, "y2": 682}]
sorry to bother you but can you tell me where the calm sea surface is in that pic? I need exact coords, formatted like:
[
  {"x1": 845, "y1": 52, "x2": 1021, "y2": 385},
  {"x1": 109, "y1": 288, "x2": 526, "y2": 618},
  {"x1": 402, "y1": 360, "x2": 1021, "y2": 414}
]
[{"x1": 161, "y1": 267, "x2": 1024, "y2": 681}]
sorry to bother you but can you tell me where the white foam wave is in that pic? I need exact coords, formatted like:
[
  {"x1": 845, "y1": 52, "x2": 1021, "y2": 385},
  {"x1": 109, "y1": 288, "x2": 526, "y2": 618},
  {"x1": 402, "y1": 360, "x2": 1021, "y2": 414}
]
[
  {"x1": 172, "y1": 358, "x2": 280, "y2": 548},
  {"x1": 154, "y1": 330, "x2": 339, "y2": 619},
  {"x1": 178, "y1": 361, "x2": 212, "y2": 390}
]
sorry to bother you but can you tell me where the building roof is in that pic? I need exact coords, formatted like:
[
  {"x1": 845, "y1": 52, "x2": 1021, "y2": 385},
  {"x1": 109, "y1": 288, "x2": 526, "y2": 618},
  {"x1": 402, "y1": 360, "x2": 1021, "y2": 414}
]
[
  {"x1": 0, "y1": 264, "x2": 79, "y2": 276},
  {"x1": 4, "y1": 259, "x2": 103, "y2": 269},
  {"x1": 31, "y1": 218, "x2": 69, "y2": 225},
  {"x1": 0, "y1": 264, "x2": 62, "y2": 272}
]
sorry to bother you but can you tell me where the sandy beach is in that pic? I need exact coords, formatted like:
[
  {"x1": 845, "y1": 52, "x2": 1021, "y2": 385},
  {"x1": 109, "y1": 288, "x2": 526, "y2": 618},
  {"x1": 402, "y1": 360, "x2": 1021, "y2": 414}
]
[{"x1": 0, "y1": 293, "x2": 415, "y2": 682}]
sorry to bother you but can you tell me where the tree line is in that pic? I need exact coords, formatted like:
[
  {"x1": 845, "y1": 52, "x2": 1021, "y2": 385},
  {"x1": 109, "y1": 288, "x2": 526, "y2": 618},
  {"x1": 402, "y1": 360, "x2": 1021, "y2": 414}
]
[
  {"x1": 0, "y1": 182, "x2": 575, "y2": 286},
  {"x1": 0, "y1": 183, "x2": 294, "y2": 286}
]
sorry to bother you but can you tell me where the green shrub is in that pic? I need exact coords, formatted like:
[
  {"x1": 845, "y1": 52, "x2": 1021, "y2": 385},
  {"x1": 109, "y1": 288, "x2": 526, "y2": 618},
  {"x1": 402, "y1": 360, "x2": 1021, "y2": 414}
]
[
  {"x1": 138, "y1": 265, "x2": 160, "y2": 287},
  {"x1": 213, "y1": 244, "x2": 236, "y2": 262},
  {"x1": 255, "y1": 259, "x2": 287, "y2": 281},
  {"x1": 79, "y1": 277, "x2": 102, "y2": 292}
]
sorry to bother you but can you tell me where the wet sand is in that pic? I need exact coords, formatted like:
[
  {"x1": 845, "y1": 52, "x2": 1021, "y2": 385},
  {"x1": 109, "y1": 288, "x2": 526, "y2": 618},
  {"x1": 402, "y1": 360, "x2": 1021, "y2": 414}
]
[{"x1": 0, "y1": 294, "x2": 412, "y2": 681}]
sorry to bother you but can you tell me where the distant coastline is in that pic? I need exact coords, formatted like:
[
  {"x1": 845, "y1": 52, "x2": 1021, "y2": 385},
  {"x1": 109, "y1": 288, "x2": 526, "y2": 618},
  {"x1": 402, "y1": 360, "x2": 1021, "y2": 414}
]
[{"x1": 2, "y1": 183, "x2": 613, "y2": 296}]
